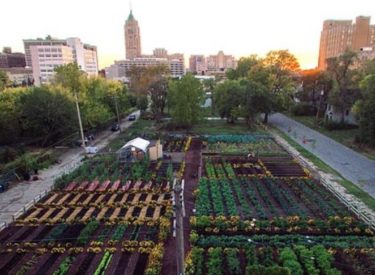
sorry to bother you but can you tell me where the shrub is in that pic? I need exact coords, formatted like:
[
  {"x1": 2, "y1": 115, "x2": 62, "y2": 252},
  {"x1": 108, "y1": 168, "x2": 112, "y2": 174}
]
[
  {"x1": 323, "y1": 121, "x2": 357, "y2": 130},
  {"x1": 290, "y1": 103, "x2": 316, "y2": 116}
]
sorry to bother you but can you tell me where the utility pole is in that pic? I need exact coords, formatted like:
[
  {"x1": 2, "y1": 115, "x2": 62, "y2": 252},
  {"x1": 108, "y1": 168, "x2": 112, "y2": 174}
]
[
  {"x1": 174, "y1": 179, "x2": 185, "y2": 275},
  {"x1": 74, "y1": 93, "x2": 86, "y2": 154},
  {"x1": 114, "y1": 96, "x2": 122, "y2": 132},
  {"x1": 315, "y1": 90, "x2": 324, "y2": 124}
]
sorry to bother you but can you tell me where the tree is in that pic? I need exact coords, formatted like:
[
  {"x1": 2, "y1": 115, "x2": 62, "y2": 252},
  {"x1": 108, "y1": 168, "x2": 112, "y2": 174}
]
[
  {"x1": 327, "y1": 50, "x2": 360, "y2": 123},
  {"x1": 18, "y1": 86, "x2": 76, "y2": 146},
  {"x1": 54, "y1": 63, "x2": 85, "y2": 96},
  {"x1": 259, "y1": 50, "x2": 300, "y2": 123},
  {"x1": 128, "y1": 65, "x2": 169, "y2": 95},
  {"x1": 168, "y1": 73, "x2": 204, "y2": 128},
  {"x1": 240, "y1": 79, "x2": 270, "y2": 127},
  {"x1": 226, "y1": 55, "x2": 259, "y2": 80},
  {"x1": 149, "y1": 78, "x2": 168, "y2": 121},
  {"x1": 202, "y1": 78, "x2": 216, "y2": 114},
  {"x1": 136, "y1": 95, "x2": 149, "y2": 113},
  {"x1": 353, "y1": 74, "x2": 375, "y2": 146},
  {"x1": 0, "y1": 69, "x2": 9, "y2": 92},
  {"x1": 214, "y1": 80, "x2": 244, "y2": 123},
  {"x1": 0, "y1": 87, "x2": 25, "y2": 144}
]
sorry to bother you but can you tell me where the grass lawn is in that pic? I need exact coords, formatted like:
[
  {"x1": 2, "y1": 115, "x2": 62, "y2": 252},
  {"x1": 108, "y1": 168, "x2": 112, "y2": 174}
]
[
  {"x1": 273, "y1": 127, "x2": 375, "y2": 212},
  {"x1": 191, "y1": 119, "x2": 266, "y2": 135},
  {"x1": 287, "y1": 114, "x2": 375, "y2": 160},
  {"x1": 106, "y1": 119, "x2": 156, "y2": 151}
]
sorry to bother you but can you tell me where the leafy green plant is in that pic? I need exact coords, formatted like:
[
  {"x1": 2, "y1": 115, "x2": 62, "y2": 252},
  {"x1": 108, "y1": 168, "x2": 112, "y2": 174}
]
[{"x1": 77, "y1": 220, "x2": 100, "y2": 245}]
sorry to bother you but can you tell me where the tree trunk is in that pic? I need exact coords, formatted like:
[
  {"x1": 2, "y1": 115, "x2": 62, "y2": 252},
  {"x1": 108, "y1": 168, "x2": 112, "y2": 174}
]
[
  {"x1": 263, "y1": 113, "x2": 269, "y2": 124},
  {"x1": 340, "y1": 110, "x2": 345, "y2": 124}
]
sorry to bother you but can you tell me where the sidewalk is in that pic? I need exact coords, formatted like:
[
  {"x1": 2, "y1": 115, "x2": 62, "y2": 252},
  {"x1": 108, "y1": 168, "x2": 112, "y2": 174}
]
[
  {"x1": 0, "y1": 111, "x2": 139, "y2": 225},
  {"x1": 269, "y1": 113, "x2": 375, "y2": 198}
]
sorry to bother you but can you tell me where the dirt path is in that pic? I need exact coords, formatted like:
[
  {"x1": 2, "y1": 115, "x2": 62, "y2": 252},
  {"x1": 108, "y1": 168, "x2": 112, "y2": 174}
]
[
  {"x1": 0, "y1": 111, "x2": 139, "y2": 226},
  {"x1": 161, "y1": 138, "x2": 202, "y2": 275}
]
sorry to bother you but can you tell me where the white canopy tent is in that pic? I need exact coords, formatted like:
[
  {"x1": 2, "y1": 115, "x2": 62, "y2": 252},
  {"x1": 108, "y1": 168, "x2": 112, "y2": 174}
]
[{"x1": 121, "y1": 137, "x2": 150, "y2": 153}]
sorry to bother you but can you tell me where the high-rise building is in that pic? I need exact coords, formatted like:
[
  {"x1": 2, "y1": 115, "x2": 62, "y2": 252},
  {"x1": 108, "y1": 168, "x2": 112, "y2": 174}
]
[
  {"x1": 105, "y1": 55, "x2": 185, "y2": 81},
  {"x1": 23, "y1": 36, "x2": 98, "y2": 85},
  {"x1": 206, "y1": 51, "x2": 237, "y2": 72},
  {"x1": 189, "y1": 55, "x2": 207, "y2": 75},
  {"x1": 153, "y1": 48, "x2": 168, "y2": 58},
  {"x1": 0, "y1": 47, "x2": 26, "y2": 68},
  {"x1": 124, "y1": 10, "x2": 142, "y2": 59},
  {"x1": 66, "y1": 38, "x2": 99, "y2": 77},
  {"x1": 318, "y1": 16, "x2": 375, "y2": 69}
]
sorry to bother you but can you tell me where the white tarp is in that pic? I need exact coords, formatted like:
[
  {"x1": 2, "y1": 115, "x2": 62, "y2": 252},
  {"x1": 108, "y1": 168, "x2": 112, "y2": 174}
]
[
  {"x1": 85, "y1": 146, "x2": 98, "y2": 154},
  {"x1": 121, "y1": 137, "x2": 150, "y2": 153}
]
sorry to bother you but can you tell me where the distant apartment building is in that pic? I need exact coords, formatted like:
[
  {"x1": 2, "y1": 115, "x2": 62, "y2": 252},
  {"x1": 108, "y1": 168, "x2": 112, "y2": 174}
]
[
  {"x1": 124, "y1": 10, "x2": 142, "y2": 59},
  {"x1": 189, "y1": 52, "x2": 236, "y2": 75},
  {"x1": 66, "y1": 38, "x2": 99, "y2": 76},
  {"x1": 105, "y1": 54, "x2": 185, "y2": 81},
  {"x1": 318, "y1": 16, "x2": 375, "y2": 69},
  {"x1": 153, "y1": 48, "x2": 168, "y2": 58},
  {"x1": 206, "y1": 51, "x2": 237, "y2": 72},
  {"x1": 0, "y1": 47, "x2": 26, "y2": 68},
  {"x1": 3, "y1": 68, "x2": 33, "y2": 86},
  {"x1": 189, "y1": 55, "x2": 207, "y2": 75},
  {"x1": 23, "y1": 36, "x2": 98, "y2": 85}
]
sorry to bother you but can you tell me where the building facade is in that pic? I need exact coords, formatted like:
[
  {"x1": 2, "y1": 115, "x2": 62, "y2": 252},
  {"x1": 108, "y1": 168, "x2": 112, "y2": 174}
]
[
  {"x1": 0, "y1": 47, "x2": 26, "y2": 68},
  {"x1": 105, "y1": 55, "x2": 185, "y2": 81},
  {"x1": 189, "y1": 55, "x2": 207, "y2": 75},
  {"x1": 66, "y1": 38, "x2": 99, "y2": 76},
  {"x1": 318, "y1": 16, "x2": 375, "y2": 69},
  {"x1": 124, "y1": 10, "x2": 142, "y2": 59},
  {"x1": 206, "y1": 51, "x2": 237, "y2": 72},
  {"x1": 23, "y1": 36, "x2": 98, "y2": 85},
  {"x1": 3, "y1": 68, "x2": 33, "y2": 86}
]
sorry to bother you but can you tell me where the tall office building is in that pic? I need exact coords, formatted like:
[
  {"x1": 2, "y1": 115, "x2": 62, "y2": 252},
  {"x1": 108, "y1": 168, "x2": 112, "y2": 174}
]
[
  {"x1": 318, "y1": 16, "x2": 375, "y2": 69},
  {"x1": 124, "y1": 10, "x2": 142, "y2": 59},
  {"x1": 23, "y1": 36, "x2": 98, "y2": 85}
]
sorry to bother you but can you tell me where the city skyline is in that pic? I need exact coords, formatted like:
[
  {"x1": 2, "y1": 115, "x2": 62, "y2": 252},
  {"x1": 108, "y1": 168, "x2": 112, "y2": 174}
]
[{"x1": 1, "y1": 0, "x2": 375, "y2": 70}]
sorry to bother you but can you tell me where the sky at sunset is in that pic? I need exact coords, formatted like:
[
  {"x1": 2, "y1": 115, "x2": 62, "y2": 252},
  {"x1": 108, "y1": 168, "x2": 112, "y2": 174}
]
[{"x1": 1, "y1": 0, "x2": 375, "y2": 69}]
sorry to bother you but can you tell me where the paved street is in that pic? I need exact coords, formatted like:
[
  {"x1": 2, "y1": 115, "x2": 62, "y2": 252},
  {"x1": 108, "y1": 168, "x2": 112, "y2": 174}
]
[
  {"x1": 269, "y1": 113, "x2": 375, "y2": 198},
  {"x1": 0, "y1": 111, "x2": 139, "y2": 226}
]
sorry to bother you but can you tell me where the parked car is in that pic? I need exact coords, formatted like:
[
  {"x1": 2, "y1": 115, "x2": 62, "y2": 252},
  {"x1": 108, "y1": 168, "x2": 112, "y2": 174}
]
[
  {"x1": 128, "y1": 114, "x2": 136, "y2": 121},
  {"x1": 111, "y1": 123, "x2": 120, "y2": 131}
]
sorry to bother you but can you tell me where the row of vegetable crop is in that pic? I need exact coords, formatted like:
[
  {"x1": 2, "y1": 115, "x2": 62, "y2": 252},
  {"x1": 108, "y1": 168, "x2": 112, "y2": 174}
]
[
  {"x1": 202, "y1": 134, "x2": 271, "y2": 143},
  {"x1": 195, "y1": 172, "x2": 352, "y2": 219},
  {"x1": 185, "y1": 245, "x2": 340, "y2": 275},
  {"x1": 190, "y1": 216, "x2": 373, "y2": 236},
  {"x1": 192, "y1": 234, "x2": 375, "y2": 249},
  {"x1": 18, "y1": 205, "x2": 172, "y2": 225}
]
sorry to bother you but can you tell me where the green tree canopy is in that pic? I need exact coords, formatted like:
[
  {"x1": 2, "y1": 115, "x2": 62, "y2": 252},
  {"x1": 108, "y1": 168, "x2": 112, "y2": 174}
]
[
  {"x1": 353, "y1": 74, "x2": 375, "y2": 146},
  {"x1": 19, "y1": 86, "x2": 76, "y2": 146},
  {"x1": 0, "y1": 69, "x2": 9, "y2": 91},
  {"x1": 226, "y1": 55, "x2": 259, "y2": 80},
  {"x1": 327, "y1": 50, "x2": 360, "y2": 123},
  {"x1": 214, "y1": 80, "x2": 244, "y2": 123},
  {"x1": 168, "y1": 73, "x2": 204, "y2": 128},
  {"x1": 149, "y1": 78, "x2": 168, "y2": 120}
]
